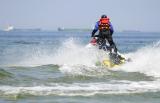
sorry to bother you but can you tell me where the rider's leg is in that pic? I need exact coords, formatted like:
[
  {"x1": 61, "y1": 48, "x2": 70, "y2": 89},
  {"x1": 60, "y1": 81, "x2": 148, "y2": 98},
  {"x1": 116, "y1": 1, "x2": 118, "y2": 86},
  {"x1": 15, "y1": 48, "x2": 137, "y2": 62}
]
[{"x1": 107, "y1": 36, "x2": 118, "y2": 53}]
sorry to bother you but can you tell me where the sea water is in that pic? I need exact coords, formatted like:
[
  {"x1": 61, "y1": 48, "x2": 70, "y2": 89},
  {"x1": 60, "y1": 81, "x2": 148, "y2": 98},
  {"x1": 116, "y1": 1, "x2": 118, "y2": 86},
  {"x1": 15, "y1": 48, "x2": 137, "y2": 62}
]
[{"x1": 0, "y1": 31, "x2": 160, "y2": 103}]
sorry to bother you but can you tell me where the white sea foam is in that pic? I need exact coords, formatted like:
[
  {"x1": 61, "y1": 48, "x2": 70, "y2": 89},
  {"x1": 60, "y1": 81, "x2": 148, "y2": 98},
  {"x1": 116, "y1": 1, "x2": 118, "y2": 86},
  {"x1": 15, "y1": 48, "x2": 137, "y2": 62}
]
[
  {"x1": 52, "y1": 38, "x2": 101, "y2": 66},
  {"x1": 1, "y1": 80, "x2": 160, "y2": 96},
  {"x1": 119, "y1": 41, "x2": 160, "y2": 77},
  {"x1": 58, "y1": 64, "x2": 110, "y2": 76},
  {"x1": 13, "y1": 38, "x2": 99, "y2": 67}
]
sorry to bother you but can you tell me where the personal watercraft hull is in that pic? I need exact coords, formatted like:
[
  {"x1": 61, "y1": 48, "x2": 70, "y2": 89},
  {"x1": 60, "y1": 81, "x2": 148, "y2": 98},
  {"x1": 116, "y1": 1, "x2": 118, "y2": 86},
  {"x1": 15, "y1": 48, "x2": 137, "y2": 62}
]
[{"x1": 102, "y1": 59, "x2": 125, "y2": 68}]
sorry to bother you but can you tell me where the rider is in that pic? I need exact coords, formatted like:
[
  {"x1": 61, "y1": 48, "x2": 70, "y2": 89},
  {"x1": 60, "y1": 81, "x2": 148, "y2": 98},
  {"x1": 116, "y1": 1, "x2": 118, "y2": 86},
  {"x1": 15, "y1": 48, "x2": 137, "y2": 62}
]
[
  {"x1": 91, "y1": 14, "x2": 118, "y2": 53},
  {"x1": 91, "y1": 15, "x2": 126, "y2": 64}
]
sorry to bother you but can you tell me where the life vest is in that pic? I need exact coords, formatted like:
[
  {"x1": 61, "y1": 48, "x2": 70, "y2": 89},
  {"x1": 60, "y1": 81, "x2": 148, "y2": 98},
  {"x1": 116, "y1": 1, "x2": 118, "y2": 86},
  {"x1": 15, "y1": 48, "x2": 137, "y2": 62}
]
[{"x1": 98, "y1": 17, "x2": 110, "y2": 30}]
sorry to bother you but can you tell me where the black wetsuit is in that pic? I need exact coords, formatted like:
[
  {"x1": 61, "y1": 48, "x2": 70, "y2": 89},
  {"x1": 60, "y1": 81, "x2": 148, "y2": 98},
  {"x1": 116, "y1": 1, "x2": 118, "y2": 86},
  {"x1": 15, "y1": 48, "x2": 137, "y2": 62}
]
[{"x1": 92, "y1": 29, "x2": 118, "y2": 53}]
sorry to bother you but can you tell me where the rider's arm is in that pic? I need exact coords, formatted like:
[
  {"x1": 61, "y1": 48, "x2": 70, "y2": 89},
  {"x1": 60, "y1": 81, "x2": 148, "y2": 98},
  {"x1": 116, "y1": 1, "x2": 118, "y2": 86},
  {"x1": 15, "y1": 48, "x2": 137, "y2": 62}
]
[
  {"x1": 91, "y1": 21, "x2": 99, "y2": 37},
  {"x1": 109, "y1": 22, "x2": 114, "y2": 34}
]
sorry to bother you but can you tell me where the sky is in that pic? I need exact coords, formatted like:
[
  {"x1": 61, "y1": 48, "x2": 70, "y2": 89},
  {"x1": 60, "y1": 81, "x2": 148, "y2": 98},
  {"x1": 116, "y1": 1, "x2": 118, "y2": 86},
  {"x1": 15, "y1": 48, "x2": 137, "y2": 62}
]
[{"x1": 0, "y1": 0, "x2": 160, "y2": 32}]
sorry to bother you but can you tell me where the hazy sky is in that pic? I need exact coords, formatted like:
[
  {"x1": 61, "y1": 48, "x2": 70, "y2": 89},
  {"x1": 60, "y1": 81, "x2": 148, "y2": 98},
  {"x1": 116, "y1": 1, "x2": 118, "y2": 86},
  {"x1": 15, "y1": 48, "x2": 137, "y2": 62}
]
[{"x1": 0, "y1": 0, "x2": 160, "y2": 31}]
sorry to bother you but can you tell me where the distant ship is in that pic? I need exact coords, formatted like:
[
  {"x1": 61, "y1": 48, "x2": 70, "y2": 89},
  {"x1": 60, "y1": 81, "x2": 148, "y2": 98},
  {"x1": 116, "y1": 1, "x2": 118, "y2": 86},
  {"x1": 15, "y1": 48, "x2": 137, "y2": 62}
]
[
  {"x1": 4, "y1": 25, "x2": 14, "y2": 31},
  {"x1": 57, "y1": 27, "x2": 91, "y2": 32},
  {"x1": 3, "y1": 25, "x2": 41, "y2": 32}
]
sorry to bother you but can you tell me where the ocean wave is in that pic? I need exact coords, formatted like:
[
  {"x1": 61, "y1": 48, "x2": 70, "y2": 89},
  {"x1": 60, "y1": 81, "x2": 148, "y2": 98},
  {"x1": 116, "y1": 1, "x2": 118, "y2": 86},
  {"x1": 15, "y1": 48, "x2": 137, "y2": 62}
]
[
  {"x1": 0, "y1": 80, "x2": 160, "y2": 97},
  {"x1": 0, "y1": 68, "x2": 13, "y2": 78}
]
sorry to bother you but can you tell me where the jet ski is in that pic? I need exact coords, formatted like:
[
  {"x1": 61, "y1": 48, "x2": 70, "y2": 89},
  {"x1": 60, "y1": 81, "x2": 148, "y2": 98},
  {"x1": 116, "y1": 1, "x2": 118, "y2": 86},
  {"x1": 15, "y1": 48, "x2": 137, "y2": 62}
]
[
  {"x1": 90, "y1": 37, "x2": 131, "y2": 68},
  {"x1": 102, "y1": 52, "x2": 128, "y2": 68}
]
